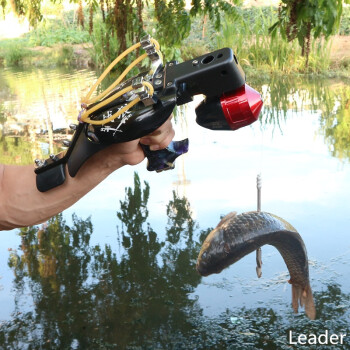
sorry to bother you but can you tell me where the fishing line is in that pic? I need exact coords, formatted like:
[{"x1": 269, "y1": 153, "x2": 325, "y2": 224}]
[
  {"x1": 255, "y1": 114, "x2": 265, "y2": 278},
  {"x1": 256, "y1": 173, "x2": 263, "y2": 278}
]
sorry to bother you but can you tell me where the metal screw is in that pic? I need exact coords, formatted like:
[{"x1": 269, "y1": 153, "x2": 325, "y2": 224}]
[
  {"x1": 63, "y1": 140, "x2": 71, "y2": 147},
  {"x1": 154, "y1": 79, "x2": 162, "y2": 86},
  {"x1": 50, "y1": 154, "x2": 58, "y2": 161},
  {"x1": 35, "y1": 159, "x2": 43, "y2": 167},
  {"x1": 169, "y1": 62, "x2": 174, "y2": 66},
  {"x1": 192, "y1": 60, "x2": 199, "y2": 66},
  {"x1": 87, "y1": 131, "x2": 99, "y2": 143},
  {"x1": 166, "y1": 82, "x2": 173, "y2": 87},
  {"x1": 69, "y1": 124, "x2": 77, "y2": 130},
  {"x1": 155, "y1": 73, "x2": 162, "y2": 79}
]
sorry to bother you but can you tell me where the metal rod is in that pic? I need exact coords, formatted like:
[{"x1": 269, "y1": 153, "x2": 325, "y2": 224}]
[{"x1": 257, "y1": 173, "x2": 262, "y2": 212}]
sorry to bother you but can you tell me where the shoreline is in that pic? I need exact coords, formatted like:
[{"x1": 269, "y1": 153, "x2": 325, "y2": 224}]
[{"x1": 0, "y1": 36, "x2": 349, "y2": 79}]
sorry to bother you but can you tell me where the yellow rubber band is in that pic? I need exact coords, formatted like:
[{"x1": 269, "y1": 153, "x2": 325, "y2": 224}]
[
  {"x1": 83, "y1": 97, "x2": 141, "y2": 125},
  {"x1": 82, "y1": 42, "x2": 141, "y2": 104},
  {"x1": 142, "y1": 81, "x2": 154, "y2": 96},
  {"x1": 80, "y1": 85, "x2": 134, "y2": 122},
  {"x1": 88, "y1": 53, "x2": 148, "y2": 105},
  {"x1": 80, "y1": 81, "x2": 154, "y2": 125},
  {"x1": 82, "y1": 38, "x2": 160, "y2": 106},
  {"x1": 80, "y1": 37, "x2": 160, "y2": 126}
]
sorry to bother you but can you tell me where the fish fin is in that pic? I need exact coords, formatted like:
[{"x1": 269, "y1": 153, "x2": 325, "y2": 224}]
[
  {"x1": 256, "y1": 248, "x2": 262, "y2": 278},
  {"x1": 217, "y1": 212, "x2": 237, "y2": 228},
  {"x1": 256, "y1": 266, "x2": 262, "y2": 278},
  {"x1": 291, "y1": 283, "x2": 301, "y2": 314},
  {"x1": 302, "y1": 283, "x2": 316, "y2": 320},
  {"x1": 291, "y1": 283, "x2": 316, "y2": 320}
]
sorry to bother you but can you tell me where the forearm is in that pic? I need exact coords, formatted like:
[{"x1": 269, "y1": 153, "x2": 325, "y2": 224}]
[
  {"x1": 0, "y1": 146, "x2": 125, "y2": 231},
  {"x1": 0, "y1": 115, "x2": 174, "y2": 231}
]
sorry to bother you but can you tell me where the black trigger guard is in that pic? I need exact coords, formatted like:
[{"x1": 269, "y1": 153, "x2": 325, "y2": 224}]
[{"x1": 67, "y1": 128, "x2": 111, "y2": 177}]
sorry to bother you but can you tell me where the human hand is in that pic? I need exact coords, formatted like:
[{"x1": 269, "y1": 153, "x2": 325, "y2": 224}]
[{"x1": 101, "y1": 114, "x2": 175, "y2": 168}]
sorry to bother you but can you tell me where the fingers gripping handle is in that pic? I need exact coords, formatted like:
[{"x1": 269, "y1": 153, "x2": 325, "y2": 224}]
[
  {"x1": 35, "y1": 138, "x2": 188, "y2": 192},
  {"x1": 140, "y1": 139, "x2": 189, "y2": 172}
]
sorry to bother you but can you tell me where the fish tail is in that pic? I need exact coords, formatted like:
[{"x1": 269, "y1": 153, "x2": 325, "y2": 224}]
[{"x1": 291, "y1": 282, "x2": 316, "y2": 320}]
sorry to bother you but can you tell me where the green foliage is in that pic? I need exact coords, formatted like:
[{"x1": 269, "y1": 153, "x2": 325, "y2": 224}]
[
  {"x1": 217, "y1": 6, "x2": 332, "y2": 73},
  {"x1": 24, "y1": 20, "x2": 90, "y2": 47},
  {"x1": 0, "y1": 41, "x2": 32, "y2": 66},
  {"x1": 270, "y1": 0, "x2": 346, "y2": 65},
  {"x1": 0, "y1": 103, "x2": 5, "y2": 124},
  {"x1": 1, "y1": 0, "x2": 239, "y2": 63},
  {"x1": 54, "y1": 45, "x2": 75, "y2": 66},
  {"x1": 339, "y1": 6, "x2": 350, "y2": 35},
  {"x1": 1, "y1": 2, "x2": 349, "y2": 71},
  {"x1": 153, "y1": 0, "x2": 191, "y2": 48},
  {"x1": 0, "y1": 15, "x2": 90, "y2": 67},
  {"x1": 89, "y1": 18, "x2": 120, "y2": 68},
  {"x1": 190, "y1": 0, "x2": 241, "y2": 29},
  {"x1": 180, "y1": 14, "x2": 217, "y2": 61},
  {"x1": 1, "y1": 0, "x2": 42, "y2": 26},
  {"x1": 144, "y1": 0, "x2": 240, "y2": 60}
]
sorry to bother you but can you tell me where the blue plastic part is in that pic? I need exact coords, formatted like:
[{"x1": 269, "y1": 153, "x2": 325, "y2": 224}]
[{"x1": 140, "y1": 139, "x2": 189, "y2": 172}]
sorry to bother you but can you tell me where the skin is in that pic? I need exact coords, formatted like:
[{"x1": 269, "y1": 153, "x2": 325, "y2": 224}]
[{"x1": 0, "y1": 116, "x2": 174, "y2": 231}]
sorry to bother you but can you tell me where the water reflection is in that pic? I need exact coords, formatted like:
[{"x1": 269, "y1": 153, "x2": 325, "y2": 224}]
[
  {"x1": 320, "y1": 85, "x2": 350, "y2": 160},
  {"x1": 1, "y1": 68, "x2": 350, "y2": 166},
  {"x1": 1, "y1": 173, "x2": 202, "y2": 348},
  {"x1": 253, "y1": 75, "x2": 350, "y2": 162},
  {"x1": 1, "y1": 173, "x2": 350, "y2": 349},
  {"x1": 0, "y1": 68, "x2": 97, "y2": 164}
]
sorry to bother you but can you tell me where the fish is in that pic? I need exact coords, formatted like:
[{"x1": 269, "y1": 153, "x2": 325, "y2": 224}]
[{"x1": 196, "y1": 211, "x2": 316, "y2": 320}]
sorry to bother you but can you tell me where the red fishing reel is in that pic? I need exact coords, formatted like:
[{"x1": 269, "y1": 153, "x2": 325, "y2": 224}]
[
  {"x1": 195, "y1": 84, "x2": 263, "y2": 131},
  {"x1": 220, "y1": 84, "x2": 263, "y2": 130}
]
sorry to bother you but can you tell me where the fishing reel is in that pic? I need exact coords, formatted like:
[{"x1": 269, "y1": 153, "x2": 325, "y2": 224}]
[{"x1": 34, "y1": 35, "x2": 263, "y2": 192}]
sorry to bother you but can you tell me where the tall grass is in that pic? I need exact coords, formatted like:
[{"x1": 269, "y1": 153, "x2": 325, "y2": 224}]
[
  {"x1": 0, "y1": 15, "x2": 89, "y2": 67},
  {"x1": 89, "y1": 20, "x2": 121, "y2": 68},
  {"x1": 0, "y1": 40, "x2": 33, "y2": 66},
  {"x1": 216, "y1": 7, "x2": 331, "y2": 74},
  {"x1": 25, "y1": 22, "x2": 90, "y2": 47},
  {"x1": 89, "y1": 18, "x2": 154, "y2": 75}
]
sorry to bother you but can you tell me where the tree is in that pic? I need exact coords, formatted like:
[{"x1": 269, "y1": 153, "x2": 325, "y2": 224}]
[
  {"x1": 270, "y1": 0, "x2": 350, "y2": 67},
  {"x1": 1, "y1": 0, "x2": 239, "y2": 58}
]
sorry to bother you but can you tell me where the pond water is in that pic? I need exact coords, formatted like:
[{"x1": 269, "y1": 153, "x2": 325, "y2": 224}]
[{"x1": 0, "y1": 66, "x2": 350, "y2": 349}]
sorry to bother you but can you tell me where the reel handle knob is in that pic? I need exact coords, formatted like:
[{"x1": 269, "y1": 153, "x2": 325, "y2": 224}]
[{"x1": 140, "y1": 139, "x2": 189, "y2": 172}]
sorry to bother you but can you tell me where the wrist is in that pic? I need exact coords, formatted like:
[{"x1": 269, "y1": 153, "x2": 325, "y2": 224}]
[{"x1": 93, "y1": 146, "x2": 125, "y2": 172}]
